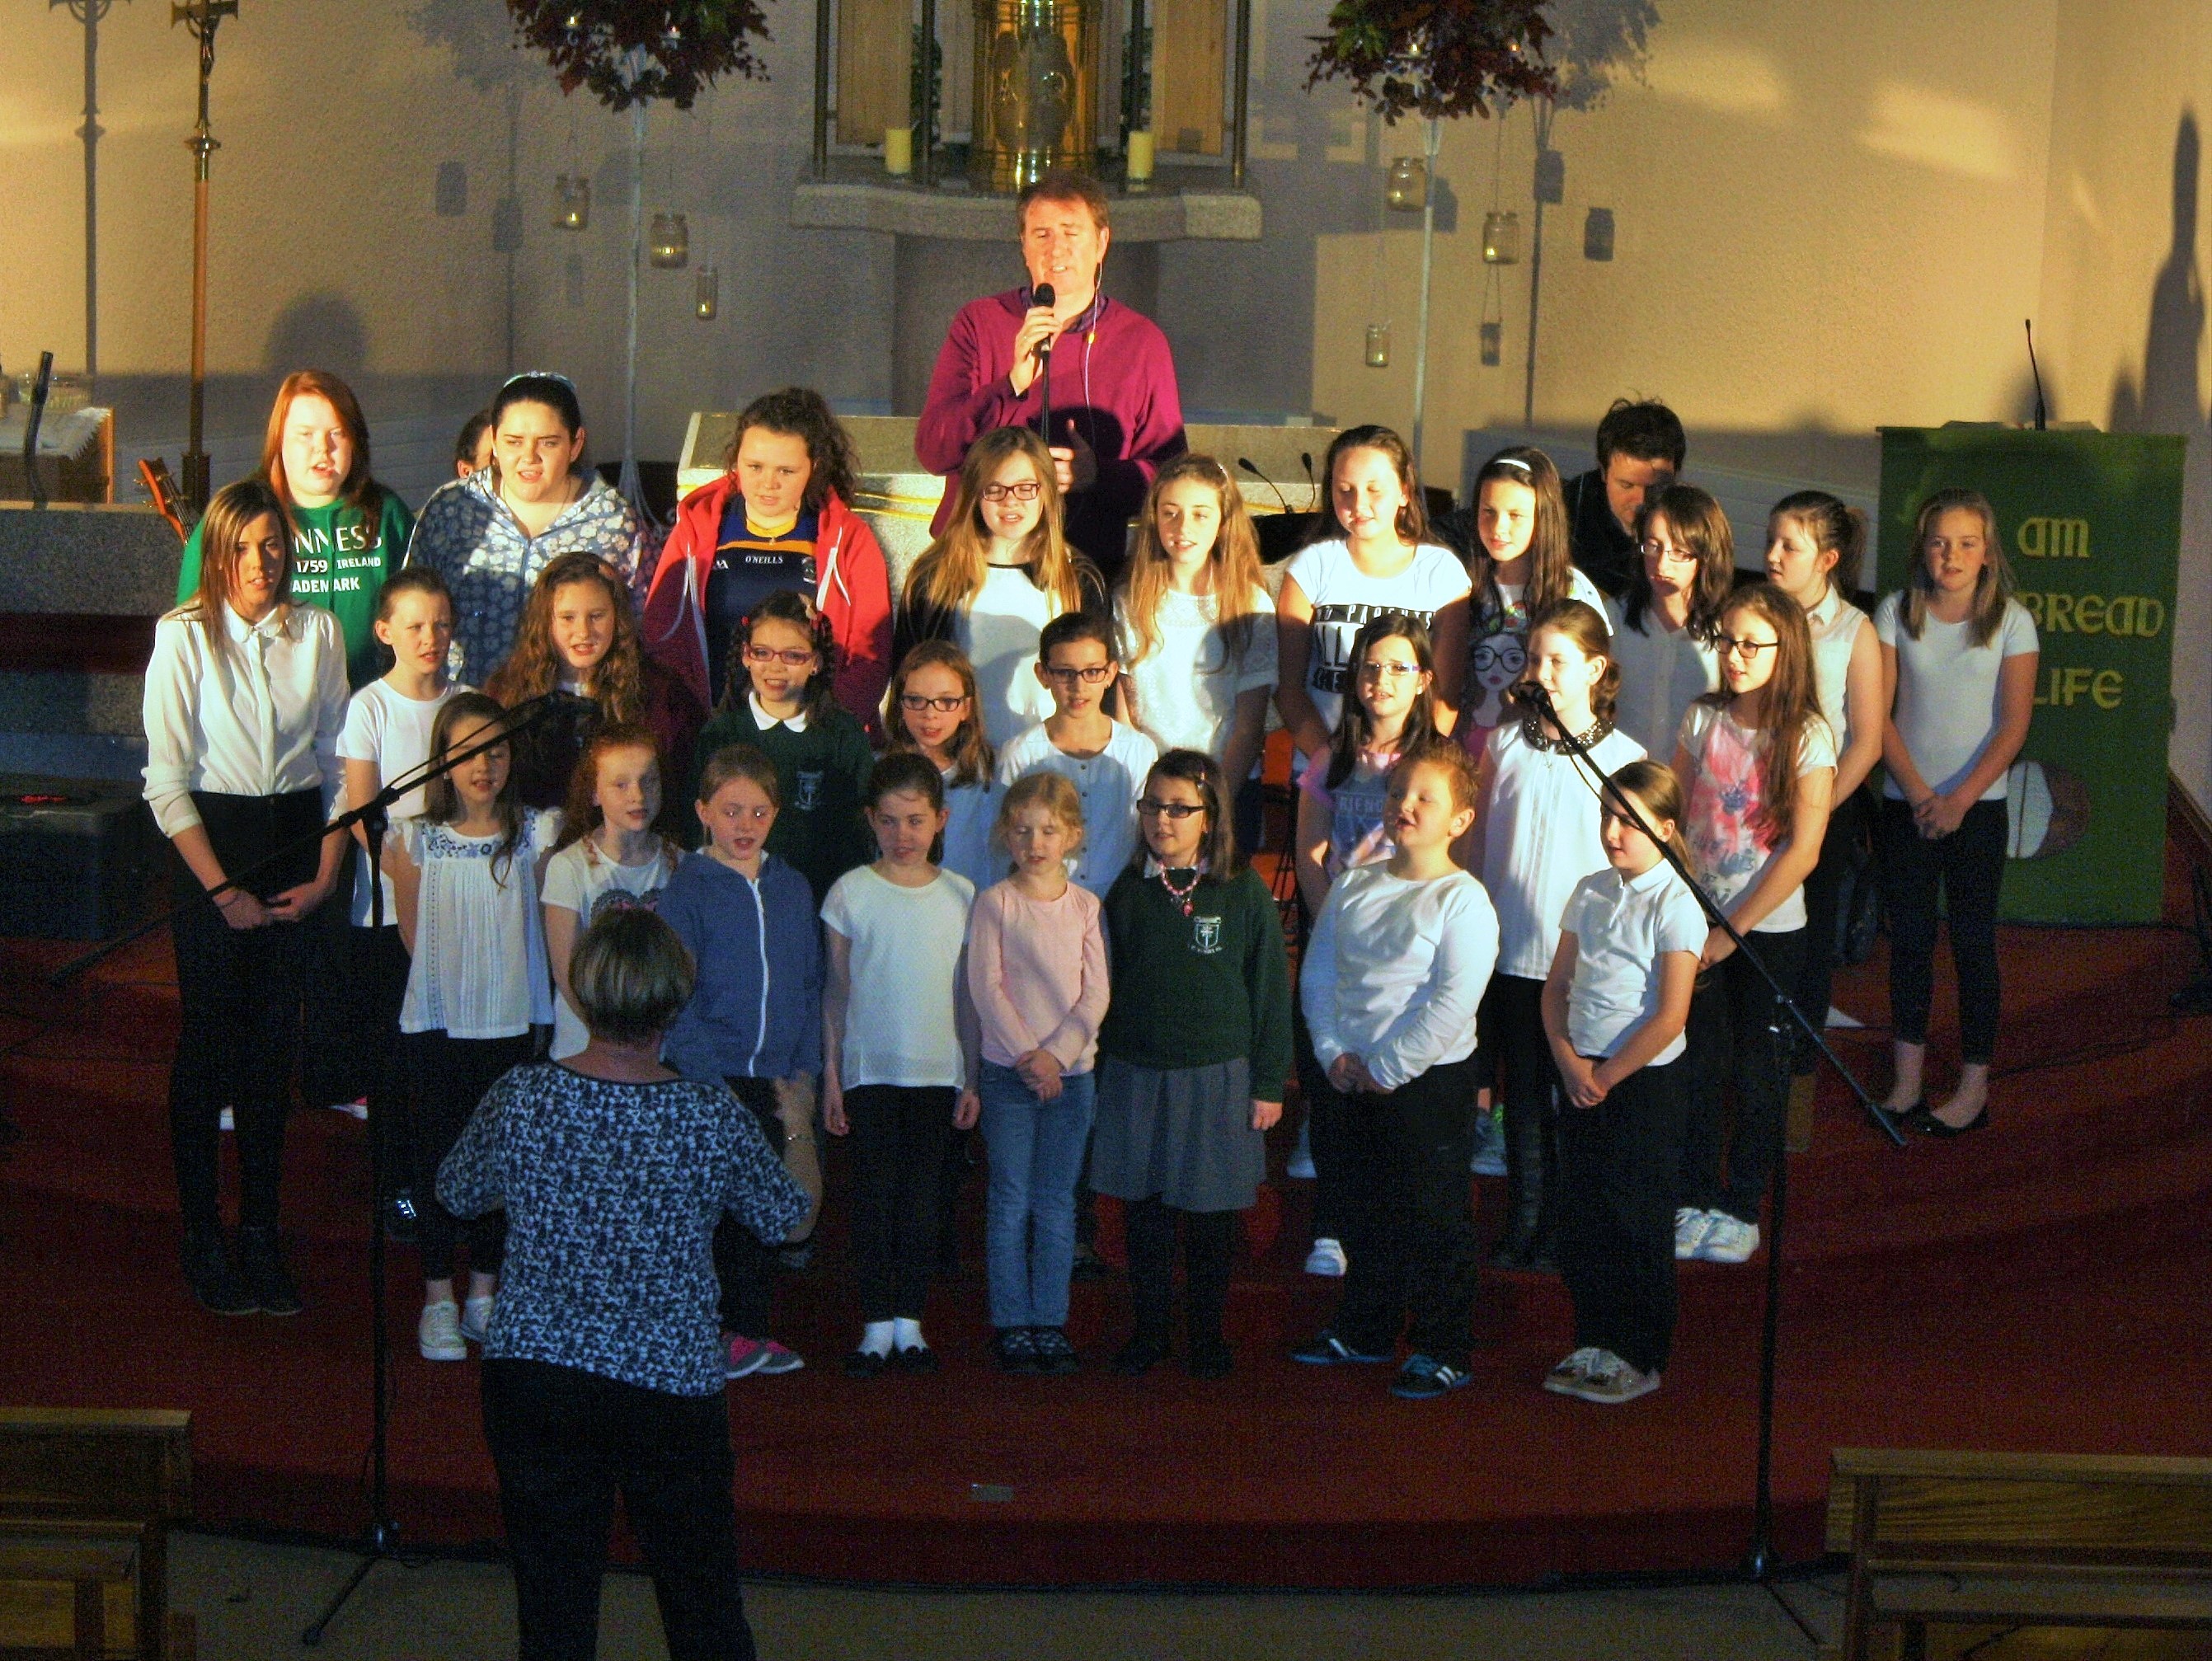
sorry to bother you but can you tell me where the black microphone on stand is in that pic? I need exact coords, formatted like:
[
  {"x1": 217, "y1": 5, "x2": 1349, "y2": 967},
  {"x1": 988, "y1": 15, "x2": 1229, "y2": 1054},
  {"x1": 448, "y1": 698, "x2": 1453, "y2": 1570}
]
[
  {"x1": 1237, "y1": 456, "x2": 1293, "y2": 518},
  {"x1": 2025, "y1": 318, "x2": 2048, "y2": 431},
  {"x1": 1031, "y1": 282, "x2": 1056, "y2": 449},
  {"x1": 1301, "y1": 450, "x2": 1318, "y2": 511}
]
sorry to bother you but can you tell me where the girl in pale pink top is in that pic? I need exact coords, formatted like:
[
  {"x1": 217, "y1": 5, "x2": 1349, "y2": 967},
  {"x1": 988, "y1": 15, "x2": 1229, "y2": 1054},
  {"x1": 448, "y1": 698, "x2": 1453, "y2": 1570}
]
[{"x1": 965, "y1": 772, "x2": 1111, "y2": 1373}]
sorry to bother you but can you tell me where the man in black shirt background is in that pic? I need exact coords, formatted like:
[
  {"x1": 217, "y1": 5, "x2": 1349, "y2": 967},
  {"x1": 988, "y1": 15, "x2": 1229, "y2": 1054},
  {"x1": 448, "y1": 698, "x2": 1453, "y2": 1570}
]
[{"x1": 1563, "y1": 398, "x2": 1686, "y2": 598}]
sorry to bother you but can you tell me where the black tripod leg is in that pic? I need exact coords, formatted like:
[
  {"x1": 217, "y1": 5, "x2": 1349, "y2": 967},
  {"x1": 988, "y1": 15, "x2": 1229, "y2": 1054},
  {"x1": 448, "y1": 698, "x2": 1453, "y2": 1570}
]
[
  {"x1": 301, "y1": 1547, "x2": 381, "y2": 1647},
  {"x1": 1746, "y1": 991, "x2": 1795, "y2": 1582}
]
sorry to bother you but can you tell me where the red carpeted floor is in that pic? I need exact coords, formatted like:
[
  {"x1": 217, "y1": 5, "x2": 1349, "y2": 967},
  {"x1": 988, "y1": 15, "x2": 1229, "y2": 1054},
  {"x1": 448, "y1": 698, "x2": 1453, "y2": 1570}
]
[{"x1": 2, "y1": 819, "x2": 2210, "y2": 1588}]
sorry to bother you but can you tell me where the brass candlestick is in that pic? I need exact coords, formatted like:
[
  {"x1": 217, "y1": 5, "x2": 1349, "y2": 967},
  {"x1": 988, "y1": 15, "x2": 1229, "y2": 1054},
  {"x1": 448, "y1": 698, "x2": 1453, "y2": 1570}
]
[{"x1": 171, "y1": 0, "x2": 236, "y2": 514}]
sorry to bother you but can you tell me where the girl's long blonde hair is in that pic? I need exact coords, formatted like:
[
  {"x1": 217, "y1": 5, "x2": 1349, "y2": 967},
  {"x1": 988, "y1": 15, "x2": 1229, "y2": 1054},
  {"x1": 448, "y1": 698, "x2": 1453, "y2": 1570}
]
[
  {"x1": 1901, "y1": 488, "x2": 2015, "y2": 647},
  {"x1": 904, "y1": 426, "x2": 1094, "y2": 621},
  {"x1": 1117, "y1": 453, "x2": 1267, "y2": 666}
]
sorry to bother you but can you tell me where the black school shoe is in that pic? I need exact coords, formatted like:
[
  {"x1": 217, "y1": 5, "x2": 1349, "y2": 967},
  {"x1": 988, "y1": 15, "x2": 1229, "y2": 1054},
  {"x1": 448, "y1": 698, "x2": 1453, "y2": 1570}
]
[
  {"x1": 993, "y1": 1328, "x2": 1040, "y2": 1373},
  {"x1": 842, "y1": 1348, "x2": 888, "y2": 1380},
  {"x1": 1186, "y1": 1336, "x2": 1234, "y2": 1380},
  {"x1": 1112, "y1": 1334, "x2": 1170, "y2": 1376},
  {"x1": 181, "y1": 1231, "x2": 256, "y2": 1316},
  {"x1": 236, "y1": 1226, "x2": 303, "y2": 1316},
  {"x1": 1030, "y1": 1328, "x2": 1080, "y2": 1375},
  {"x1": 892, "y1": 1344, "x2": 941, "y2": 1376}
]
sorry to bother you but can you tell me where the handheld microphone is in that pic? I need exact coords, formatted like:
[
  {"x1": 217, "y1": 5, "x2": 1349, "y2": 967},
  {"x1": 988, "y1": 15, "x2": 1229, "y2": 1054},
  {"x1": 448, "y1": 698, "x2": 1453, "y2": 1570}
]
[
  {"x1": 1032, "y1": 283, "x2": 1056, "y2": 361},
  {"x1": 1237, "y1": 457, "x2": 1293, "y2": 518}
]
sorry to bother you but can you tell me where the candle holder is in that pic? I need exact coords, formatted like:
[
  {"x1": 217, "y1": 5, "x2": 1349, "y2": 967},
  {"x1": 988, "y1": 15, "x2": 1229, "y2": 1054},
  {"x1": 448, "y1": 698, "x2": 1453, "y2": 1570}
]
[
  {"x1": 1364, "y1": 323, "x2": 1391, "y2": 368},
  {"x1": 650, "y1": 211, "x2": 688, "y2": 268},
  {"x1": 1480, "y1": 321, "x2": 1502, "y2": 367},
  {"x1": 554, "y1": 174, "x2": 590, "y2": 231},
  {"x1": 694, "y1": 265, "x2": 719, "y2": 320},
  {"x1": 1482, "y1": 210, "x2": 1520, "y2": 265},
  {"x1": 1385, "y1": 156, "x2": 1425, "y2": 212}
]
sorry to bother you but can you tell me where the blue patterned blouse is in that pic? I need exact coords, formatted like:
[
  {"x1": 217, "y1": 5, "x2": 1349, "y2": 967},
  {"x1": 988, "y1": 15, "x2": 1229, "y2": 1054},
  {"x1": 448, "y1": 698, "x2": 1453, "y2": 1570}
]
[
  {"x1": 438, "y1": 1061, "x2": 807, "y2": 1396},
  {"x1": 404, "y1": 471, "x2": 648, "y2": 686}
]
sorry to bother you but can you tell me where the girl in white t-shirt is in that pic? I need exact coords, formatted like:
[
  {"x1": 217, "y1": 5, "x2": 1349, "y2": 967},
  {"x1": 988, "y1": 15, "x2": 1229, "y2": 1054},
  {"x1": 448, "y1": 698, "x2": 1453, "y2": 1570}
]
[
  {"x1": 896, "y1": 426, "x2": 1104, "y2": 749},
  {"x1": 337, "y1": 567, "x2": 467, "y2": 1212},
  {"x1": 1540, "y1": 758, "x2": 1706, "y2": 1406},
  {"x1": 882, "y1": 640, "x2": 1003, "y2": 893},
  {"x1": 1671, "y1": 584, "x2": 1835, "y2": 1268},
  {"x1": 1289, "y1": 612, "x2": 1442, "y2": 1276},
  {"x1": 1874, "y1": 490, "x2": 2039, "y2": 1135},
  {"x1": 1471, "y1": 599, "x2": 1644, "y2": 1271},
  {"x1": 1764, "y1": 491, "x2": 1882, "y2": 1073},
  {"x1": 1606, "y1": 483, "x2": 1727, "y2": 758},
  {"x1": 1275, "y1": 424, "x2": 1471, "y2": 758},
  {"x1": 1460, "y1": 446, "x2": 1609, "y2": 744},
  {"x1": 542, "y1": 725, "x2": 681, "y2": 1060},
  {"x1": 821, "y1": 753, "x2": 981, "y2": 1377},
  {"x1": 386, "y1": 692, "x2": 560, "y2": 1360},
  {"x1": 1115, "y1": 454, "x2": 1278, "y2": 851}
]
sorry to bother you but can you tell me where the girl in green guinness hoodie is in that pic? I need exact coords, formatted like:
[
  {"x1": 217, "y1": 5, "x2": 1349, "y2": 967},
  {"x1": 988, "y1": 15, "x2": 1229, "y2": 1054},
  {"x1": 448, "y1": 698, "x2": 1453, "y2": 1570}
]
[{"x1": 175, "y1": 370, "x2": 413, "y2": 687}]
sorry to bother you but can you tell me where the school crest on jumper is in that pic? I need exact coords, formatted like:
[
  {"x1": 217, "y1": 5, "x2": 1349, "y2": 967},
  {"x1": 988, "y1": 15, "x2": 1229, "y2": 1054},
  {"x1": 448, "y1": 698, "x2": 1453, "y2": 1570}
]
[
  {"x1": 794, "y1": 769, "x2": 824, "y2": 812},
  {"x1": 1191, "y1": 914, "x2": 1223, "y2": 955}
]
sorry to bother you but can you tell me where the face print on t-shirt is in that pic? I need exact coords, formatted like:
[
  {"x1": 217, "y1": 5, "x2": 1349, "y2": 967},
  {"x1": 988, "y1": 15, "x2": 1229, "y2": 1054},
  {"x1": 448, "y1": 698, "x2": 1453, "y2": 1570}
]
[{"x1": 1466, "y1": 590, "x2": 1533, "y2": 730}]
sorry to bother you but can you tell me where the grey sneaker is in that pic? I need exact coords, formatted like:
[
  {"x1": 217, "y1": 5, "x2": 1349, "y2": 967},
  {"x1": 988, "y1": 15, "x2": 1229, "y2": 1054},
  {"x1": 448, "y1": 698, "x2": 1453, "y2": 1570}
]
[
  {"x1": 1674, "y1": 1207, "x2": 1715, "y2": 1260},
  {"x1": 1697, "y1": 1215, "x2": 1759, "y2": 1264},
  {"x1": 419, "y1": 1300, "x2": 466, "y2": 1362},
  {"x1": 1543, "y1": 1345, "x2": 1606, "y2": 1395},
  {"x1": 1471, "y1": 1108, "x2": 1507, "y2": 1176},
  {"x1": 1565, "y1": 1350, "x2": 1660, "y2": 1405}
]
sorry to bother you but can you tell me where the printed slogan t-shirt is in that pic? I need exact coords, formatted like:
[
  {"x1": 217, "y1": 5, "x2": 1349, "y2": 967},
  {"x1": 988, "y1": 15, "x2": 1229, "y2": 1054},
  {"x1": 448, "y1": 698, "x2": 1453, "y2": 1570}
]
[{"x1": 1282, "y1": 537, "x2": 1470, "y2": 742}]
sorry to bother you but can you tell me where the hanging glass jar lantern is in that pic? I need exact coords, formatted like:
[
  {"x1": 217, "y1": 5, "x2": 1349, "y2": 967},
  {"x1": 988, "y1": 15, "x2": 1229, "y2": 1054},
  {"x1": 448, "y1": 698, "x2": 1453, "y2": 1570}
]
[
  {"x1": 1480, "y1": 321, "x2": 1503, "y2": 367},
  {"x1": 1384, "y1": 157, "x2": 1426, "y2": 212},
  {"x1": 695, "y1": 265, "x2": 720, "y2": 321},
  {"x1": 1364, "y1": 323, "x2": 1391, "y2": 368},
  {"x1": 1482, "y1": 210, "x2": 1521, "y2": 265},
  {"x1": 554, "y1": 175, "x2": 590, "y2": 232},
  {"x1": 650, "y1": 213, "x2": 689, "y2": 269}
]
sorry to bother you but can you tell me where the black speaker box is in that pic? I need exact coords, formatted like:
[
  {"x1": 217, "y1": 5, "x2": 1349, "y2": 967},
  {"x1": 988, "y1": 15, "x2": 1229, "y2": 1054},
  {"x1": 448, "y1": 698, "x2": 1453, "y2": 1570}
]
[{"x1": 0, "y1": 776, "x2": 157, "y2": 940}]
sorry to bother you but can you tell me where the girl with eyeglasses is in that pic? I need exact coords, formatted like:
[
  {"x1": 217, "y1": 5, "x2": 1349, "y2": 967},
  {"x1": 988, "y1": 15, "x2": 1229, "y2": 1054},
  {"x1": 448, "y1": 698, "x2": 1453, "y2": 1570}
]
[
  {"x1": 882, "y1": 640, "x2": 1003, "y2": 893},
  {"x1": 1092, "y1": 750, "x2": 1293, "y2": 1379},
  {"x1": 1607, "y1": 483, "x2": 1730, "y2": 757},
  {"x1": 898, "y1": 426, "x2": 1106, "y2": 749},
  {"x1": 690, "y1": 589, "x2": 873, "y2": 906},
  {"x1": 1670, "y1": 583, "x2": 1835, "y2": 1268},
  {"x1": 1113, "y1": 454, "x2": 1278, "y2": 852},
  {"x1": 407, "y1": 373, "x2": 647, "y2": 687},
  {"x1": 1289, "y1": 612, "x2": 1442, "y2": 1279},
  {"x1": 643, "y1": 387, "x2": 895, "y2": 738}
]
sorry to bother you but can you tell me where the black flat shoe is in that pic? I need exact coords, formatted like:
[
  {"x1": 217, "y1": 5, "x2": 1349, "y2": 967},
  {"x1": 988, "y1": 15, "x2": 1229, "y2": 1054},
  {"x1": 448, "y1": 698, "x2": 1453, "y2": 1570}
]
[
  {"x1": 1112, "y1": 1335, "x2": 1169, "y2": 1377},
  {"x1": 1186, "y1": 1338, "x2": 1234, "y2": 1380},
  {"x1": 892, "y1": 1344, "x2": 940, "y2": 1375},
  {"x1": 1923, "y1": 1105, "x2": 1988, "y2": 1138},
  {"x1": 1883, "y1": 1100, "x2": 1933, "y2": 1134},
  {"x1": 842, "y1": 1349, "x2": 888, "y2": 1379}
]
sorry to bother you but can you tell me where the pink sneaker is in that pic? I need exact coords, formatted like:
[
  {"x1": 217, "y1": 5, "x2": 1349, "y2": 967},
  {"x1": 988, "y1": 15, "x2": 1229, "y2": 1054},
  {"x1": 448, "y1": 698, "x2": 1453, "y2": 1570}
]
[{"x1": 726, "y1": 1336, "x2": 805, "y2": 1378}]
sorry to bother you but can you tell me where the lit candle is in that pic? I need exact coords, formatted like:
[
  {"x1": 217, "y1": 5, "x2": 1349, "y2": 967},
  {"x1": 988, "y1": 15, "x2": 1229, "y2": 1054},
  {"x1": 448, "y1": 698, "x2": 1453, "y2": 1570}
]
[
  {"x1": 1126, "y1": 130, "x2": 1154, "y2": 185},
  {"x1": 885, "y1": 126, "x2": 913, "y2": 176}
]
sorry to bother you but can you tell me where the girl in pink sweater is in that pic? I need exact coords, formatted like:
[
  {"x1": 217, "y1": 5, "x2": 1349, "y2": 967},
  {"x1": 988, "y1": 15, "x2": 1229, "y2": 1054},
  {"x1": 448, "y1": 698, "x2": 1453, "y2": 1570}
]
[{"x1": 965, "y1": 772, "x2": 1111, "y2": 1374}]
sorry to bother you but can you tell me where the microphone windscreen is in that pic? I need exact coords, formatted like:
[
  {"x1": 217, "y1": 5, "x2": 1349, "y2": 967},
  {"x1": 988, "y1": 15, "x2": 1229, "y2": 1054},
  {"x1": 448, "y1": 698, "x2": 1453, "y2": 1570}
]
[{"x1": 1033, "y1": 283, "x2": 1056, "y2": 309}]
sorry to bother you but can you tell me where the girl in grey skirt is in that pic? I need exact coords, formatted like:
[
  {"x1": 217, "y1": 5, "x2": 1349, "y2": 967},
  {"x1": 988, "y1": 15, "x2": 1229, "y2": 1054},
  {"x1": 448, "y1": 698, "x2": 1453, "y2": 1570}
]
[{"x1": 1093, "y1": 749, "x2": 1294, "y2": 1377}]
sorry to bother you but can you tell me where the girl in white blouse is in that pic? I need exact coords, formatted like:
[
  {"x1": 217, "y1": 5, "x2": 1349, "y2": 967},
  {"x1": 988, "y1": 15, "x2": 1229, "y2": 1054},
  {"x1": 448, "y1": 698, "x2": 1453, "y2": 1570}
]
[
  {"x1": 143, "y1": 478, "x2": 350, "y2": 1317},
  {"x1": 387, "y1": 692, "x2": 561, "y2": 1360},
  {"x1": 1470, "y1": 599, "x2": 1643, "y2": 1271},
  {"x1": 1763, "y1": 492, "x2": 1882, "y2": 1072},
  {"x1": 1114, "y1": 454, "x2": 1278, "y2": 852}
]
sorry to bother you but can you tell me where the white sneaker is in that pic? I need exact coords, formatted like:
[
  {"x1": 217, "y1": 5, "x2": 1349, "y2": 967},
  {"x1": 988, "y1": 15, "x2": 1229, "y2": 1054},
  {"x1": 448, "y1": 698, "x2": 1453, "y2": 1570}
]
[
  {"x1": 1304, "y1": 1237, "x2": 1347, "y2": 1276},
  {"x1": 418, "y1": 1300, "x2": 466, "y2": 1361},
  {"x1": 459, "y1": 1294, "x2": 495, "y2": 1344},
  {"x1": 1697, "y1": 1215, "x2": 1760, "y2": 1264},
  {"x1": 218, "y1": 1107, "x2": 234, "y2": 1133},
  {"x1": 1285, "y1": 1119, "x2": 1317, "y2": 1181},
  {"x1": 326, "y1": 1098, "x2": 369, "y2": 1121},
  {"x1": 1543, "y1": 1345, "x2": 1605, "y2": 1395},
  {"x1": 1673, "y1": 1207, "x2": 1714, "y2": 1260},
  {"x1": 1566, "y1": 1350, "x2": 1661, "y2": 1405}
]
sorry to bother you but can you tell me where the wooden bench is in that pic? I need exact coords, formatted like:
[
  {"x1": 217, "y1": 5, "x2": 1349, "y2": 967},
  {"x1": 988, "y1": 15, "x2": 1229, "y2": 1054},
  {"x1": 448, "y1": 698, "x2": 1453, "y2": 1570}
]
[
  {"x1": 0, "y1": 1413, "x2": 190, "y2": 1661},
  {"x1": 1829, "y1": 1448, "x2": 2212, "y2": 1660}
]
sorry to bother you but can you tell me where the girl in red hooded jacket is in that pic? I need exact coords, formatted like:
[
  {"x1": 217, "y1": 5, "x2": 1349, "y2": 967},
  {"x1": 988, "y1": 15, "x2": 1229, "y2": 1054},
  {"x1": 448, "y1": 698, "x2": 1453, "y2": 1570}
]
[{"x1": 642, "y1": 387, "x2": 895, "y2": 738}]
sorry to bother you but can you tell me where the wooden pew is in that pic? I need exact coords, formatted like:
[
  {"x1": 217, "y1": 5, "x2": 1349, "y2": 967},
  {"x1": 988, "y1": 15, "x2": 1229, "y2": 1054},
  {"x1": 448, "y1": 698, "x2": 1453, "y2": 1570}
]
[
  {"x1": 0, "y1": 1412, "x2": 190, "y2": 1661},
  {"x1": 1828, "y1": 1448, "x2": 2212, "y2": 1660}
]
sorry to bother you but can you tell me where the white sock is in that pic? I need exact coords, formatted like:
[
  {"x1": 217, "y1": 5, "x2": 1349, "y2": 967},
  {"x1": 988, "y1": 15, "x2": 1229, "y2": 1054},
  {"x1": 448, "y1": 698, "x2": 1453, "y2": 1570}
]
[
  {"x1": 859, "y1": 1320, "x2": 895, "y2": 1358},
  {"x1": 892, "y1": 1316, "x2": 924, "y2": 1351}
]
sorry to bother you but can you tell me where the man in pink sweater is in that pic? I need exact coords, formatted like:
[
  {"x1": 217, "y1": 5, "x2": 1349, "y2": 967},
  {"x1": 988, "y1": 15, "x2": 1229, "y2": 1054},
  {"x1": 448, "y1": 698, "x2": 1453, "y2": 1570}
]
[{"x1": 915, "y1": 170, "x2": 1186, "y2": 585}]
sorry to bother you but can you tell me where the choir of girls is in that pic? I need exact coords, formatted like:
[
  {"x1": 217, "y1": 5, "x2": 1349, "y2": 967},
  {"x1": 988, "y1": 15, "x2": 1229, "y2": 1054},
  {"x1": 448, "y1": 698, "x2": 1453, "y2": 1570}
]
[{"x1": 144, "y1": 375, "x2": 2038, "y2": 1408}]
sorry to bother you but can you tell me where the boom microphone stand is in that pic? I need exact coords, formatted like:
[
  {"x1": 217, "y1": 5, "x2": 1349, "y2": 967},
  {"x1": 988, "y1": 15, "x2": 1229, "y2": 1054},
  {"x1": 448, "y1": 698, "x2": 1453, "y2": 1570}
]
[
  {"x1": 49, "y1": 694, "x2": 563, "y2": 1645},
  {"x1": 1513, "y1": 683, "x2": 1901, "y2": 1614}
]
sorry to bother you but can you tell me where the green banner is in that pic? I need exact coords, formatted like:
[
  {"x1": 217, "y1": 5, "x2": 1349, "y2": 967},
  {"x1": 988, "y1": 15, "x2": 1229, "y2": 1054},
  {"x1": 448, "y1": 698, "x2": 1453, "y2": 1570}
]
[{"x1": 1876, "y1": 428, "x2": 2182, "y2": 925}]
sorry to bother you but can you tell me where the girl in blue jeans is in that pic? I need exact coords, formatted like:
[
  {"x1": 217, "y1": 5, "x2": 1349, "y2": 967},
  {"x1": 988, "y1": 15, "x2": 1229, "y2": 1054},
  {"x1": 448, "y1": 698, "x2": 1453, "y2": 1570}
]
[{"x1": 965, "y1": 774, "x2": 1110, "y2": 1373}]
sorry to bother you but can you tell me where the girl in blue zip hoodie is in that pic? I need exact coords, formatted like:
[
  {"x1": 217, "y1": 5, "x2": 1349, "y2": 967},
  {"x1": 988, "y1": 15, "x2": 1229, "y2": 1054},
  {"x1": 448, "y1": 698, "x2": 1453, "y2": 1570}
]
[{"x1": 660, "y1": 742, "x2": 824, "y2": 1379}]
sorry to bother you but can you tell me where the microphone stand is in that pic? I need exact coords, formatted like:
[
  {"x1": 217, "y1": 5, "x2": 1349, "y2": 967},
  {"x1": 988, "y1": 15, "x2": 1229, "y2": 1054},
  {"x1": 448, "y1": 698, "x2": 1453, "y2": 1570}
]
[
  {"x1": 1512, "y1": 683, "x2": 1900, "y2": 1624},
  {"x1": 47, "y1": 692, "x2": 563, "y2": 1645}
]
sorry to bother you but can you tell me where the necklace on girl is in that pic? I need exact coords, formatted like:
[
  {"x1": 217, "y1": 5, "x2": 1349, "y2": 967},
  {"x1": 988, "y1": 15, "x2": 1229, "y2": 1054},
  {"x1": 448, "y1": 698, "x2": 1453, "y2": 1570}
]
[
  {"x1": 1158, "y1": 866, "x2": 1202, "y2": 917},
  {"x1": 1519, "y1": 710, "x2": 1615, "y2": 754}
]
